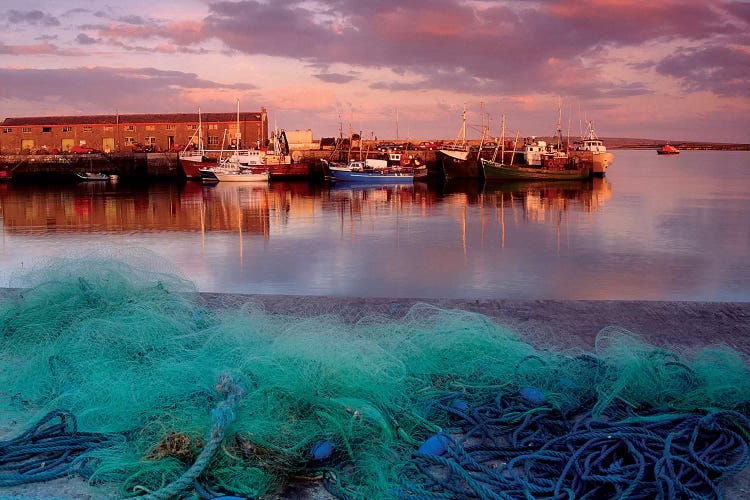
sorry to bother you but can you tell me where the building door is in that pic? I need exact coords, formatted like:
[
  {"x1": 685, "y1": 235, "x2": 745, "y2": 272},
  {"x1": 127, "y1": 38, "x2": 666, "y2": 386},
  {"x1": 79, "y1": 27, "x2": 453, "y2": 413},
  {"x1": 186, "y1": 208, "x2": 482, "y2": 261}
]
[
  {"x1": 102, "y1": 137, "x2": 115, "y2": 153},
  {"x1": 167, "y1": 136, "x2": 174, "y2": 150},
  {"x1": 21, "y1": 139, "x2": 35, "y2": 152},
  {"x1": 61, "y1": 138, "x2": 74, "y2": 152}
]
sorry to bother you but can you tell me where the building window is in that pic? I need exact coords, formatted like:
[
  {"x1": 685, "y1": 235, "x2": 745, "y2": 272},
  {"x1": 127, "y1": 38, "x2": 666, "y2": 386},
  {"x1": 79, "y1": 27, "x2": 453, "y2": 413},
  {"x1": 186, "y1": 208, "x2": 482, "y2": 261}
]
[
  {"x1": 187, "y1": 124, "x2": 198, "y2": 130},
  {"x1": 207, "y1": 136, "x2": 219, "y2": 145},
  {"x1": 124, "y1": 125, "x2": 135, "y2": 132},
  {"x1": 83, "y1": 126, "x2": 93, "y2": 132},
  {"x1": 145, "y1": 125, "x2": 155, "y2": 131},
  {"x1": 42, "y1": 127, "x2": 52, "y2": 133},
  {"x1": 2, "y1": 128, "x2": 12, "y2": 133},
  {"x1": 124, "y1": 137, "x2": 135, "y2": 144},
  {"x1": 103, "y1": 126, "x2": 113, "y2": 132},
  {"x1": 145, "y1": 137, "x2": 156, "y2": 144},
  {"x1": 208, "y1": 124, "x2": 218, "y2": 130},
  {"x1": 22, "y1": 127, "x2": 32, "y2": 133},
  {"x1": 166, "y1": 124, "x2": 175, "y2": 130},
  {"x1": 62, "y1": 126, "x2": 72, "y2": 132}
]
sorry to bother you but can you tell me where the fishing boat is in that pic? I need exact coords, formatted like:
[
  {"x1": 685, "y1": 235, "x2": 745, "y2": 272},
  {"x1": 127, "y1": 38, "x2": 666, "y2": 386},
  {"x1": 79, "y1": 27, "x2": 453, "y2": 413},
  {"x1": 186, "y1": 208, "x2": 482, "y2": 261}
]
[
  {"x1": 569, "y1": 121, "x2": 615, "y2": 176},
  {"x1": 657, "y1": 143, "x2": 680, "y2": 155},
  {"x1": 76, "y1": 172, "x2": 110, "y2": 181},
  {"x1": 180, "y1": 102, "x2": 305, "y2": 179},
  {"x1": 322, "y1": 158, "x2": 417, "y2": 184},
  {"x1": 437, "y1": 106, "x2": 483, "y2": 180},
  {"x1": 481, "y1": 114, "x2": 591, "y2": 181},
  {"x1": 263, "y1": 128, "x2": 311, "y2": 179},
  {"x1": 178, "y1": 109, "x2": 218, "y2": 178}
]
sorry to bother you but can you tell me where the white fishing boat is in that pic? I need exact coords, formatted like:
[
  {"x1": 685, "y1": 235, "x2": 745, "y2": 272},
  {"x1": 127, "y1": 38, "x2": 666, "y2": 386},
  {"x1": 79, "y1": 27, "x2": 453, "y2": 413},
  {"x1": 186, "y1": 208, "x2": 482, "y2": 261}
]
[
  {"x1": 76, "y1": 172, "x2": 109, "y2": 181},
  {"x1": 569, "y1": 121, "x2": 615, "y2": 176}
]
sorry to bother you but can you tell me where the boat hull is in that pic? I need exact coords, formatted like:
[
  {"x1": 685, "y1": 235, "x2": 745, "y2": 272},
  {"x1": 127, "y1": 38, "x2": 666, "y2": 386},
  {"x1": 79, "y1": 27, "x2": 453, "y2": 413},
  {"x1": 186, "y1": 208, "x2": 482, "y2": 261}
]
[
  {"x1": 212, "y1": 172, "x2": 269, "y2": 182},
  {"x1": 76, "y1": 172, "x2": 109, "y2": 181},
  {"x1": 267, "y1": 162, "x2": 312, "y2": 179},
  {"x1": 180, "y1": 157, "x2": 218, "y2": 179},
  {"x1": 481, "y1": 159, "x2": 592, "y2": 181},
  {"x1": 439, "y1": 150, "x2": 481, "y2": 180},
  {"x1": 329, "y1": 169, "x2": 413, "y2": 184},
  {"x1": 199, "y1": 167, "x2": 269, "y2": 182},
  {"x1": 569, "y1": 151, "x2": 614, "y2": 176}
]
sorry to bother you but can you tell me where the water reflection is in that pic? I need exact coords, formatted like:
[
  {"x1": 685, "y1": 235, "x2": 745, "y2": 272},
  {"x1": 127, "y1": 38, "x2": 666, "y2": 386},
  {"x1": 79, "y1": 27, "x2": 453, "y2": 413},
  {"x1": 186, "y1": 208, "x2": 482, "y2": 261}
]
[
  {"x1": 0, "y1": 178, "x2": 611, "y2": 236},
  {"x1": 2, "y1": 150, "x2": 746, "y2": 300}
]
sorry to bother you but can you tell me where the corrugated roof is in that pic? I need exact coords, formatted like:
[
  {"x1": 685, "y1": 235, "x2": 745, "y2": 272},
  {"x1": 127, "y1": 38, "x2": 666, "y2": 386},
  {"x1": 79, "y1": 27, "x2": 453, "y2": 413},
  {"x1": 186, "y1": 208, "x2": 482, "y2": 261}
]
[{"x1": 1, "y1": 112, "x2": 262, "y2": 126}]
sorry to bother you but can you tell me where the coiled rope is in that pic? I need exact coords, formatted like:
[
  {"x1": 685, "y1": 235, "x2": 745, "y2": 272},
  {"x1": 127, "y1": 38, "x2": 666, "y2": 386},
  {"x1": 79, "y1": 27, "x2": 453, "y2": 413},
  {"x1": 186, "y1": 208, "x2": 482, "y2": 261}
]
[
  {"x1": 0, "y1": 409, "x2": 124, "y2": 487},
  {"x1": 395, "y1": 392, "x2": 750, "y2": 499}
]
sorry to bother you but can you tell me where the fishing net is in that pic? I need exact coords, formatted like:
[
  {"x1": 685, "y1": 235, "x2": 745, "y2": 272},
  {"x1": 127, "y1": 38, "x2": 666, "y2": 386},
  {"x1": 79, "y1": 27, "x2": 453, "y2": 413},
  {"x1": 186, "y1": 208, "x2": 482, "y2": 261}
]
[{"x1": 0, "y1": 255, "x2": 748, "y2": 499}]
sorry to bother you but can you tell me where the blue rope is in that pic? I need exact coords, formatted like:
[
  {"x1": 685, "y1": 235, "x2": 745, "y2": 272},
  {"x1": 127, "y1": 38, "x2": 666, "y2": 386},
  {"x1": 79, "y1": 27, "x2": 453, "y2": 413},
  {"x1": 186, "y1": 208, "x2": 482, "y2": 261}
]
[
  {"x1": 0, "y1": 409, "x2": 124, "y2": 487},
  {"x1": 135, "y1": 373, "x2": 244, "y2": 499},
  {"x1": 396, "y1": 393, "x2": 750, "y2": 499}
]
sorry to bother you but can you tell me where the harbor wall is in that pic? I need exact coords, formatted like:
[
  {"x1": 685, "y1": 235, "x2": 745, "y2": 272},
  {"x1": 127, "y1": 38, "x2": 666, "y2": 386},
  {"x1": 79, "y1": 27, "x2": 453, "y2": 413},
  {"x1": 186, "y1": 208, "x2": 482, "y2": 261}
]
[{"x1": 0, "y1": 148, "x2": 441, "y2": 181}]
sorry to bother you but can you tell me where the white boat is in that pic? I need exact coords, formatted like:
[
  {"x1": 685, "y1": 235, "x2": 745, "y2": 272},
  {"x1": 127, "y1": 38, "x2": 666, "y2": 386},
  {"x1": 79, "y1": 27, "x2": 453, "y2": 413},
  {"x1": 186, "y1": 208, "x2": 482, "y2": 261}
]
[
  {"x1": 76, "y1": 172, "x2": 109, "y2": 181},
  {"x1": 180, "y1": 102, "x2": 276, "y2": 179},
  {"x1": 569, "y1": 121, "x2": 615, "y2": 176},
  {"x1": 200, "y1": 153, "x2": 269, "y2": 183},
  {"x1": 197, "y1": 102, "x2": 270, "y2": 183},
  {"x1": 207, "y1": 169, "x2": 269, "y2": 182}
]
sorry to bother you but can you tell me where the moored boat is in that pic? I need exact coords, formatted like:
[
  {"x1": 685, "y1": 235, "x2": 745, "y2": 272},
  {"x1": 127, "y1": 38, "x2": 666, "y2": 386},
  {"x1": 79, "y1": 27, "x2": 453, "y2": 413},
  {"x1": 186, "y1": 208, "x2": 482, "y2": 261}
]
[
  {"x1": 199, "y1": 152, "x2": 269, "y2": 182},
  {"x1": 323, "y1": 158, "x2": 418, "y2": 184},
  {"x1": 76, "y1": 172, "x2": 110, "y2": 181},
  {"x1": 480, "y1": 157, "x2": 591, "y2": 181},
  {"x1": 263, "y1": 128, "x2": 311, "y2": 179},
  {"x1": 569, "y1": 121, "x2": 614, "y2": 176},
  {"x1": 657, "y1": 143, "x2": 680, "y2": 155},
  {"x1": 437, "y1": 106, "x2": 484, "y2": 180}
]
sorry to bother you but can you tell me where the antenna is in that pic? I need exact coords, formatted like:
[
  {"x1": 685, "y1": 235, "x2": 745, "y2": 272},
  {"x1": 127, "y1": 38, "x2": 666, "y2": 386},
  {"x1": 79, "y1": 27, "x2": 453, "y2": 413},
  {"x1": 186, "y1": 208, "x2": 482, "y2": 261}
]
[{"x1": 395, "y1": 108, "x2": 399, "y2": 141}]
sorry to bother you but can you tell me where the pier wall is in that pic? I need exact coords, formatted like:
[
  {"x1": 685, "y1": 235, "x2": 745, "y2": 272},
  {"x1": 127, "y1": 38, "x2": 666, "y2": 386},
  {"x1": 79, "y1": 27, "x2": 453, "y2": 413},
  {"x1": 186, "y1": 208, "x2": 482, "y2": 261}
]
[{"x1": 0, "y1": 148, "x2": 441, "y2": 181}]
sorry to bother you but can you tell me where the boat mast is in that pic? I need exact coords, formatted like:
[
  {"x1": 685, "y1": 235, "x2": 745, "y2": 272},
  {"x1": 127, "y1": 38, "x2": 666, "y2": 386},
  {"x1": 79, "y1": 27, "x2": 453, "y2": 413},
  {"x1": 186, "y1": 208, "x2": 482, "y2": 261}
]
[
  {"x1": 492, "y1": 114, "x2": 505, "y2": 163},
  {"x1": 198, "y1": 108, "x2": 203, "y2": 152},
  {"x1": 460, "y1": 104, "x2": 467, "y2": 147},
  {"x1": 347, "y1": 109, "x2": 353, "y2": 163},
  {"x1": 395, "y1": 108, "x2": 399, "y2": 141},
  {"x1": 235, "y1": 99, "x2": 241, "y2": 150},
  {"x1": 501, "y1": 114, "x2": 505, "y2": 163},
  {"x1": 480, "y1": 101, "x2": 485, "y2": 142},
  {"x1": 556, "y1": 100, "x2": 563, "y2": 151}
]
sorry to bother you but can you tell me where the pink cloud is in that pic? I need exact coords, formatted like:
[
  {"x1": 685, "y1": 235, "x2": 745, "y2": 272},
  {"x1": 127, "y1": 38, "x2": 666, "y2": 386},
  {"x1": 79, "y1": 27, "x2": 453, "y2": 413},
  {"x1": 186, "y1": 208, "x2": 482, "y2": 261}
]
[
  {"x1": 97, "y1": 20, "x2": 206, "y2": 46},
  {"x1": 0, "y1": 41, "x2": 80, "y2": 56}
]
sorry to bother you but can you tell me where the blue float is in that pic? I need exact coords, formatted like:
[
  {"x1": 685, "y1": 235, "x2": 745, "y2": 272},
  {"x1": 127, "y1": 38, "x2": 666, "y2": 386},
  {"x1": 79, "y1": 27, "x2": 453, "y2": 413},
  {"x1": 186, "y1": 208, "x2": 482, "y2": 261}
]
[
  {"x1": 418, "y1": 434, "x2": 448, "y2": 456},
  {"x1": 520, "y1": 386, "x2": 546, "y2": 405},
  {"x1": 310, "y1": 440, "x2": 335, "y2": 460}
]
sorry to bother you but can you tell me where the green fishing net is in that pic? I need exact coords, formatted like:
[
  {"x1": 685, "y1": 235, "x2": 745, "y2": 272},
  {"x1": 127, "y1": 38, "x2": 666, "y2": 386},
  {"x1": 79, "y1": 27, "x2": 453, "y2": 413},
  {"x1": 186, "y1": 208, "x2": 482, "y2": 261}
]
[{"x1": 0, "y1": 255, "x2": 748, "y2": 498}]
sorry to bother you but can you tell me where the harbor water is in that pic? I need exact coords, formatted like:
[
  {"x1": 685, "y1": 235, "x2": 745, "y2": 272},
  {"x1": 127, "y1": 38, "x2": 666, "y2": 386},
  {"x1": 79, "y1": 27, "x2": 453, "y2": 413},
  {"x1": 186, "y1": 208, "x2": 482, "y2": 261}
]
[{"x1": 0, "y1": 149, "x2": 748, "y2": 300}]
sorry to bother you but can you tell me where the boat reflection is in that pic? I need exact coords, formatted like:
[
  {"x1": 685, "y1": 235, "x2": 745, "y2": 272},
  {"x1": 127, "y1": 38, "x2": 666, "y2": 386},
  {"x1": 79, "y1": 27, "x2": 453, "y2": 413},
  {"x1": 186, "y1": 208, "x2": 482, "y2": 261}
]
[
  {"x1": 480, "y1": 177, "x2": 612, "y2": 216},
  {"x1": 0, "y1": 178, "x2": 610, "y2": 245}
]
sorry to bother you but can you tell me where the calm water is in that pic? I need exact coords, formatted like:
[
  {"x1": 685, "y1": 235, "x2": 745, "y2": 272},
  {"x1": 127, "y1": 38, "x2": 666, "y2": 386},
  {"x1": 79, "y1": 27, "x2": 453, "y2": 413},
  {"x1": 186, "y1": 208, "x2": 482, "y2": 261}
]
[{"x1": 0, "y1": 150, "x2": 748, "y2": 300}]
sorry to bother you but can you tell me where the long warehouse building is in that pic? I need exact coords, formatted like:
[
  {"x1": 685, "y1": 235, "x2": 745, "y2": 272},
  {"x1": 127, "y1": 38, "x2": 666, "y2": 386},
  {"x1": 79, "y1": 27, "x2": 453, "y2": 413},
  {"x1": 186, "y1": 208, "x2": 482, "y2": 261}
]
[{"x1": 0, "y1": 108, "x2": 269, "y2": 154}]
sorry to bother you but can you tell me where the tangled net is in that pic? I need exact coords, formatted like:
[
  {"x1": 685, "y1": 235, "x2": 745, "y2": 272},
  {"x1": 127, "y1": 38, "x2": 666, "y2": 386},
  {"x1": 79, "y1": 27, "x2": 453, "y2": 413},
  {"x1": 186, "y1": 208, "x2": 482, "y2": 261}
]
[{"x1": 0, "y1": 256, "x2": 748, "y2": 499}]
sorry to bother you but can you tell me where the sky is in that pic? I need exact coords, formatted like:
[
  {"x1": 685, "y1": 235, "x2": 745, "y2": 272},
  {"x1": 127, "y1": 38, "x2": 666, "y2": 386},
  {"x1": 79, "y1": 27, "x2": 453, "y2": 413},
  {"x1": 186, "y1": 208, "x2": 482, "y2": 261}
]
[{"x1": 1, "y1": 0, "x2": 749, "y2": 143}]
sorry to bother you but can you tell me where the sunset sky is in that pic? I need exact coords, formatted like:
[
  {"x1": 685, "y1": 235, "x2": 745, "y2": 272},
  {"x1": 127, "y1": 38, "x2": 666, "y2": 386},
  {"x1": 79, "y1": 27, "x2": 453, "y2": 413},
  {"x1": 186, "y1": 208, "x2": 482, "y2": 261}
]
[{"x1": 1, "y1": 1, "x2": 749, "y2": 143}]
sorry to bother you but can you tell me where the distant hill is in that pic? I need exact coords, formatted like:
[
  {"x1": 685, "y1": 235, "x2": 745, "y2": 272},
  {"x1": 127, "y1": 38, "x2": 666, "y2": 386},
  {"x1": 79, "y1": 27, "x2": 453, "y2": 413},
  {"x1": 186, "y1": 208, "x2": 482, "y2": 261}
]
[{"x1": 536, "y1": 136, "x2": 750, "y2": 151}]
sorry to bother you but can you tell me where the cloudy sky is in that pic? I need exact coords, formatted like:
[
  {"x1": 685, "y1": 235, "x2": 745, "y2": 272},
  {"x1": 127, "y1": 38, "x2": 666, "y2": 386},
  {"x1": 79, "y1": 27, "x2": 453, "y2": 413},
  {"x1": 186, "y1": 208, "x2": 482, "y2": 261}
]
[{"x1": 1, "y1": 0, "x2": 748, "y2": 142}]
